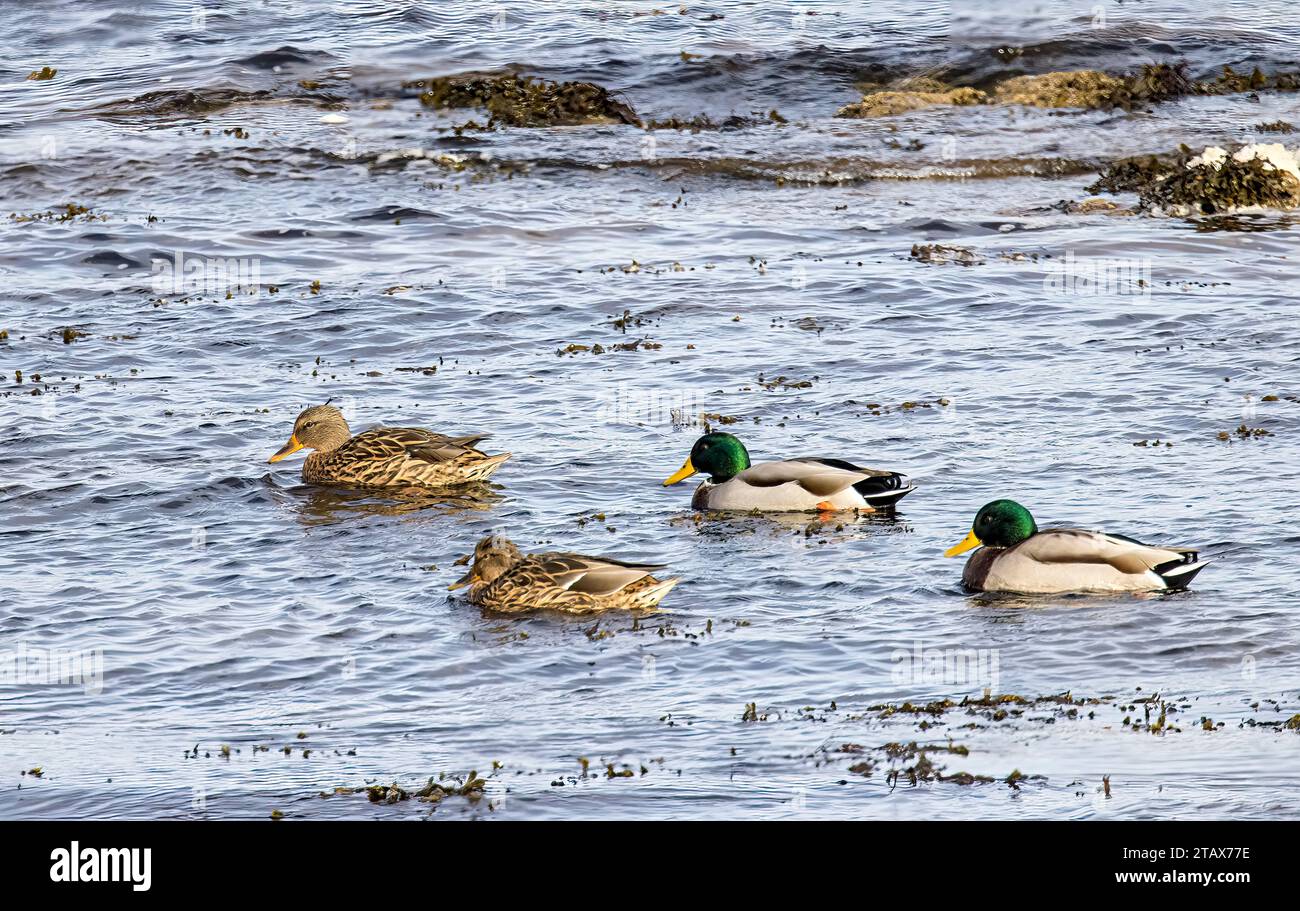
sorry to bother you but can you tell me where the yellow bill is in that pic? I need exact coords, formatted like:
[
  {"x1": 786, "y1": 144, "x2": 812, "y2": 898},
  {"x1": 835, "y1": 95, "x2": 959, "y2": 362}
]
[
  {"x1": 268, "y1": 434, "x2": 304, "y2": 463},
  {"x1": 944, "y1": 529, "x2": 982, "y2": 558},
  {"x1": 662, "y1": 456, "x2": 696, "y2": 486},
  {"x1": 447, "y1": 569, "x2": 474, "y2": 591}
]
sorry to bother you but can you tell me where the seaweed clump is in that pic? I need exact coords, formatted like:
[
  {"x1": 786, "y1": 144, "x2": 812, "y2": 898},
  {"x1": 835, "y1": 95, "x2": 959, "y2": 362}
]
[
  {"x1": 1144, "y1": 145, "x2": 1300, "y2": 214},
  {"x1": 1087, "y1": 143, "x2": 1300, "y2": 214},
  {"x1": 826, "y1": 740, "x2": 1043, "y2": 790},
  {"x1": 1207, "y1": 64, "x2": 1300, "y2": 94},
  {"x1": 411, "y1": 73, "x2": 640, "y2": 127},
  {"x1": 361, "y1": 771, "x2": 488, "y2": 806},
  {"x1": 1123, "y1": 62, "x2": 1198, "y2": 104},
  {"x1": 645, "y1": 110, "x2": 787, "y2": 131},
  {"x1": 910, "y1": 243, "x2": 982, "y2": 266},
  {"x1": 9, "y1": 203, "x2": 106, "y2": 224},
  {"x1": 1085, "y1": 152, "x2": 1182, "y2": 195}
]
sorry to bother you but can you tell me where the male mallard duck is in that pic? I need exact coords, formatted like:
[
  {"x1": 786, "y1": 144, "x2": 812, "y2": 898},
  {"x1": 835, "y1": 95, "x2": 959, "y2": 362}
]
[
  {"x1": 944, "y1": 499, "x2": 1209, "y2": 593},
  {"x1": 662, "y1": 431, "x2": 913, "y2": 512},
  {"x1": 448, "y1": 535, "x2": 681, "y2": 613},
  {"x1": 267, "y1": 403, "x2": 510, "y2": 489}
]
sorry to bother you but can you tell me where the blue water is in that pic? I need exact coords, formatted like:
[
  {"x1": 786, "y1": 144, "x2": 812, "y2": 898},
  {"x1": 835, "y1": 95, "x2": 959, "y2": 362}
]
[{"x1": 1, "y1": 1, "x2": 1298, "y2": 819}]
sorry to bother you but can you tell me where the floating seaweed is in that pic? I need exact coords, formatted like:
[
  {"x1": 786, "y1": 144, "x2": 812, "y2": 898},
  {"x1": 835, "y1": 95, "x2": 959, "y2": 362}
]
[
  {"x1": 1217, "y1": 424, "x2": 1275, "y2": 441},
  {"x1": 824, "y1": 739, "x2": 1040, "y2": 790},
  {"x1": 1208, "y1": 64, "x2": 1300, "y2": 94},
  {"x1": 909, "y1": 243, "x2": 982, "y2": 266},
  {"x1": 644, "y1": 110, "x2": 787, "y2": 131},
  {"x1": 9, "y1": 203, "x2": 106, "y2": 224}
]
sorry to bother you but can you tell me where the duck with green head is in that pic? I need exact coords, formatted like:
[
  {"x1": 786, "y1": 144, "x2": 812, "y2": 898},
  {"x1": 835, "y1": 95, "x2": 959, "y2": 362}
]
[
  {"x1": 663, "y1": 431, "x2": 914, "y2": 512},
  {"x1": 945, "y1": 499, "x2": 1209, "y2": 593}
]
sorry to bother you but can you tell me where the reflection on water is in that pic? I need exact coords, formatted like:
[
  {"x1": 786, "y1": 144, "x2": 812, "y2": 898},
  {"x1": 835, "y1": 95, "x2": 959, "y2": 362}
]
[
  {"x1": 277, "y1": 480, "x2": 507, "y2": 526},
  {"x1": 670, "y1": 507, "x2": 912, "y2": 539}
]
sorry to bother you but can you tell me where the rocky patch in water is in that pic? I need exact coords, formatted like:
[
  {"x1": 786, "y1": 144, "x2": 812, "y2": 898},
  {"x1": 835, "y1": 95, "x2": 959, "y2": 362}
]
[
  {"x1": 838, "y1": 63, "x2": 1298, "y2": 118},
  {"x1": 1088, "y1": 143, "x2": 1300, "y2": 214},
  {"x1": 409, "y1": 72, "x2": 640, "y2": 127},
  {"x1": 92, "y1": 84, "x2": 344, "y2": 118},
  {"x1": 836, "y1": 77, "x2": 986, "y2": 118}
]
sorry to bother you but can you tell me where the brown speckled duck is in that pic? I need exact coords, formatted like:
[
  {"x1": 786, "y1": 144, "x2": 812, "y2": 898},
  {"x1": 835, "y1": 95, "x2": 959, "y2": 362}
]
[
  {"x1": 267, "y1": 403, "x2": 510, "y2": 489},
  {"x1": 448, "y1": 535, "x2": 681, "y2": 613}
]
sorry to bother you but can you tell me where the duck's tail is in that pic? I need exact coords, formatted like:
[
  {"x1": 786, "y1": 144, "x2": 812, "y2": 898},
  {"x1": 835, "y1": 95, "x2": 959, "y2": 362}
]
[
  {"x1": 466, "y1": 451, "x2": 512, "y2": 482},
  {"x1": 854, "y1": 473, "x2": 915, "y2": 509},
  {"x1": 1154, "y1": 552, "x2": 1209, "y2": 591},
  {"x1": 633, "y1": 577, "x2": 681, "y2": 609}
]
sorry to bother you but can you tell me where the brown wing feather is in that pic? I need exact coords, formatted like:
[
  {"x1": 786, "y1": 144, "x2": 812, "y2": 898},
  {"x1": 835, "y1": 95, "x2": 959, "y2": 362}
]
[
  {"x1": 343, "y1": 427, "x2": 490, "y2": 464},
  {"x1": 531, "y1": 554, "x2": 666, "y2": 595}
]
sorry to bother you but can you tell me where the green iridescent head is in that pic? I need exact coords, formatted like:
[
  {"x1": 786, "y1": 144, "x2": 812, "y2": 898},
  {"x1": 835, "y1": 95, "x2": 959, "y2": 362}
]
[
  {"x1": 946, "y1": 499, "x2": 1038, "y2": 556},
  {"x1": 663, "y1": 432, "x2": 752, "y2": 485}
]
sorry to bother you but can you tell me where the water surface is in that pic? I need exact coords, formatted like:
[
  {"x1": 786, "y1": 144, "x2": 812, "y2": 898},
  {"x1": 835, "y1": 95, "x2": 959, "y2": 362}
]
[{"x1": 1, "y1": 1, "x2": 1299, "y2": 819}]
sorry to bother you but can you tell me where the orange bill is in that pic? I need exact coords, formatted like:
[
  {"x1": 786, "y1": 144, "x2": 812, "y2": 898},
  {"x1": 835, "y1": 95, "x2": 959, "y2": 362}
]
[{"x1": 268, "y1": 433, "x2": 304, "y2": 463}]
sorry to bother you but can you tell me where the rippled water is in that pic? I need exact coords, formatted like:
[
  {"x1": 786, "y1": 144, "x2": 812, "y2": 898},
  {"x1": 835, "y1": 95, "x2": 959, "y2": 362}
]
[{"x1": 2, "y1": 1, "x2": 1299, "y2": 820}]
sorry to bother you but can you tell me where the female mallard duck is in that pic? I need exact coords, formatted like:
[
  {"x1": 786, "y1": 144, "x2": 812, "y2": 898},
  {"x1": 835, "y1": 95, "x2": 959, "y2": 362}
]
[
  {"x1": 945, "y1": 499, "x2": 1209, "y2": 593},
  {"x1": 267, "y1": 403, "x2": 510, "y2": 489},
  {"x1": 448, "y1": 535, "x2": 681, "y2": 613},
  {"x1": 662, "y1": 431, "x2": 913, "y2": 512}
]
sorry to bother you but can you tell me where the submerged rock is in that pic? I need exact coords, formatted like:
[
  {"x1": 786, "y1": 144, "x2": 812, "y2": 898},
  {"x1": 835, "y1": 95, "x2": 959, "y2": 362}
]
[
  {"x1": 994, "y1": 64, "x2": 1194, "y2": 109},
  {"x1": 411, "y1": 72, "x2": 640, "y2": 127},
  {"x1": 93, "y1": 86, "x2": 343, "y2": 118},
  {"x1": 836, "y1": 62, "x2": 1278, "y2": 118},
  {"x1": 993, "y1": 70, "x2": 1128, "y2": 108},
  {"x1": 1064, "y1": 197, "x2": 1135, "y2": 215},
  {"x1": 836, "y1": 87, "x2": 985, "y2": 118}
]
